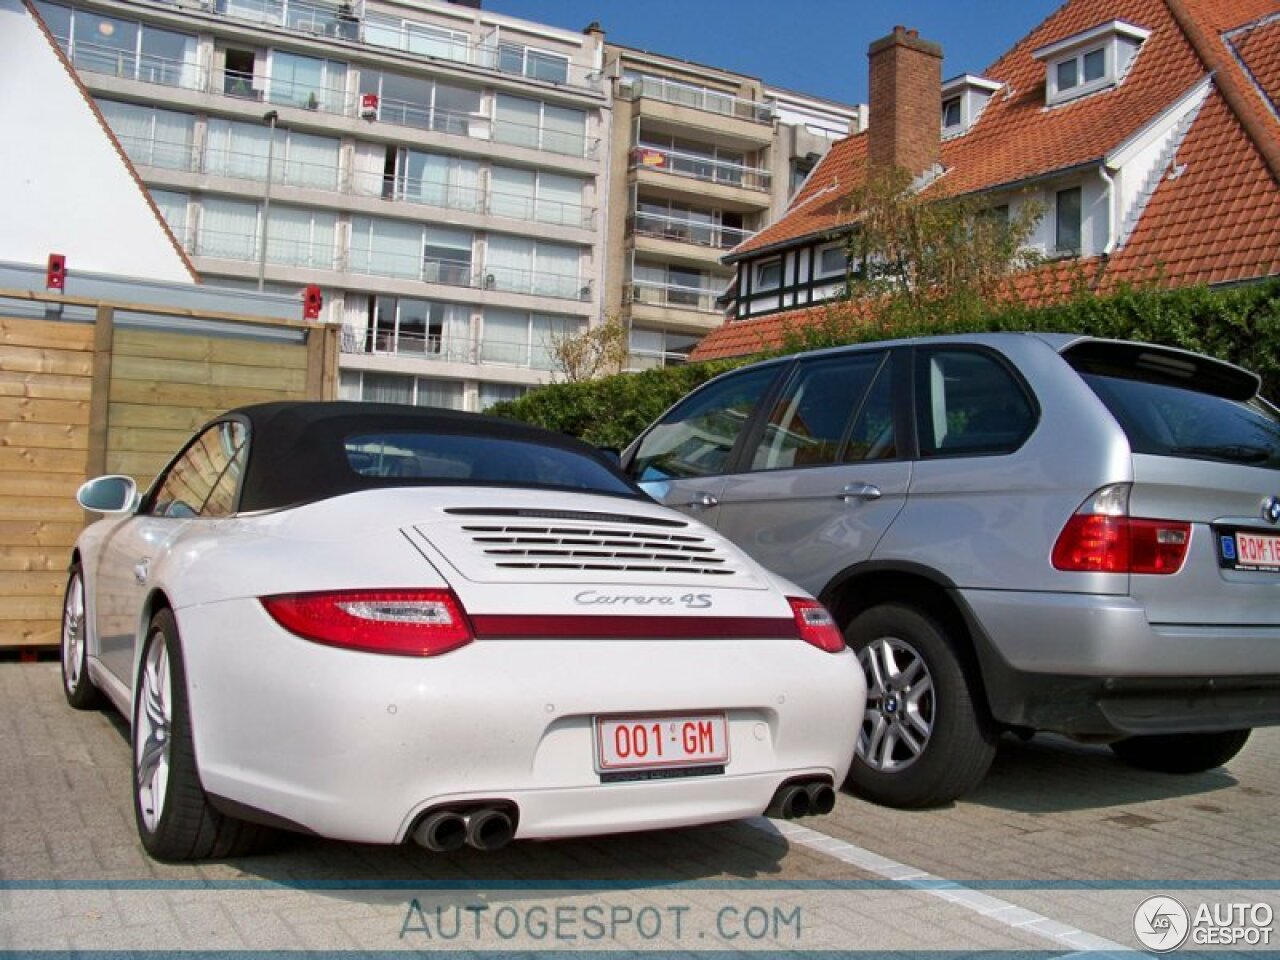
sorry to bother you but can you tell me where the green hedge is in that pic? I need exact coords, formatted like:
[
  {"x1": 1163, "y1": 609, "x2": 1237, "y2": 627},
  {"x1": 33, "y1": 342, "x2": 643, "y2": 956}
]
[{"x1": 490, "y1": 279, "x2": 1280, "y2": 447}]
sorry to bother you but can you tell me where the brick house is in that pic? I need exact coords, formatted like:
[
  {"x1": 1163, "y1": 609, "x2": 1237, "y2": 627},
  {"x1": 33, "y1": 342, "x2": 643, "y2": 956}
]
[{"x1": 691, "y1": 0, "x2": 1280, "y2": 362}]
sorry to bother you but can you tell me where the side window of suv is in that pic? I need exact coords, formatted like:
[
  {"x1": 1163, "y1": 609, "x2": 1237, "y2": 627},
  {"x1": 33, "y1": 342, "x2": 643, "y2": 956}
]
[
  {"x1": 915, "y1": 349, "x2": 1035, "y2": 457},
  {"x1": 750, "y1": 352, "x2": 888, "y2": 471},
  {"x1": 630, "y1": 366, "x2": 779, "y2": 481}
]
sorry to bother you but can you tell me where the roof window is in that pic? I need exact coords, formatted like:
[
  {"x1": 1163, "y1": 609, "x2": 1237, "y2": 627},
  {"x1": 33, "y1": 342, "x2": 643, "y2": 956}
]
[
  {"x1": 940, "y1": 74, "x2": 1002, "y2": 137},
  {"x1": 1032, "y1": 20, "x2": 1150, "y2": 106}
]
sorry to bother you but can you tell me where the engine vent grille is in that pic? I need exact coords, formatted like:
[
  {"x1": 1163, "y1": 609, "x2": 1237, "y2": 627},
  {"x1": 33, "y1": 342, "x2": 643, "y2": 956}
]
[{"x1": 458, "y1": 522, "x2": 736, "y2": 576}]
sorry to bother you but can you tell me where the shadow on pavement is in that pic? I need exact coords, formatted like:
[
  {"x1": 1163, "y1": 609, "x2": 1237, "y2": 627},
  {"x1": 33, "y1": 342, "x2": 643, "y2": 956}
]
[{"x1": 963, "y1": 733, "x2": 1238, "y2": 814}]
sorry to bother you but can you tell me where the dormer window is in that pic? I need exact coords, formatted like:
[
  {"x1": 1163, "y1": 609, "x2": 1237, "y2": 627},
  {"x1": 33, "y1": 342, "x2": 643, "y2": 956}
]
[
  {"x1": 1033, "y1": 20, "x2": 1150, "y2": 106},
  {"x1": 940, "y1": 75, "x2": 1002, "y2": 137},
  {"x1": 942, "y1": 96, "x2": 962, "y2": 130}
]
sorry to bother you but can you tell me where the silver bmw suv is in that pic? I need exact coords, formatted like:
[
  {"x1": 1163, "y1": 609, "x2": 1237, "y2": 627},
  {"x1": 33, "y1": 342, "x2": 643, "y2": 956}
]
[{"x1": 622, "y1": 333, "x2": 1280, "y2": 807}]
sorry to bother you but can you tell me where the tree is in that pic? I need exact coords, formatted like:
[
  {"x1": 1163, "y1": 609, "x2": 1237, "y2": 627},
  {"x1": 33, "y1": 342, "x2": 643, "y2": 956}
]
[
  {"x1": 785, "y1": 167, "x2": 1044, "y2": 350},
  {"x1": 547, "y1": 314, "x2": 630, "y2": 383}
]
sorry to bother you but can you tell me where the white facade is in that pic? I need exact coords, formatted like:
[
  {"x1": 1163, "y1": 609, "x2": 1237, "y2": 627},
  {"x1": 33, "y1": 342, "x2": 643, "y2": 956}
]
[{"x1": 0, "y1": 0, "x2": 192, "y2": 284}]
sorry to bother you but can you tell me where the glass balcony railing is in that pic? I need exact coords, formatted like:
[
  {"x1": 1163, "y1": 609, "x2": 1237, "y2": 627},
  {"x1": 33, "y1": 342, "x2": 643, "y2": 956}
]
[
  {"x1": 493, "y1": 119, "x2": 597, "y2": 160},
  {"x1": 59, "y1": 38, "x2": 205, "y2": 92},
  {"x1": 629, "y1": 278, "x2": 723, "y2": 314},
  {"x1": 629, "y1": 147, "x2": 770, "y2": 192},
  {"x1": 189, "y1": 227, "x2": 342, "y2": 270},
  {"x1": 117, "y1": 135, "x2": 597, "y2": 229},
  {"x1": 221, "y1": 69, "x2": 350, "y2": 114},
  {"x1": 346, "y1": 249, "x2": 475, "y2": 287},
  {"x1": 624, "y1": 75, "x2": 774, "y2": 124},
  {"x1": 480, "y1": 266, "x2": 589, "y2": 301},
  {"x1": 489, "y1": 190, "x2": 594, "y2": 229},
  {"x1": 628, "y1": 210, "x2": 752, "y2": 249},
  {"x1": 340, "y1": 327, "x2": 563, "y2": 372},
  {"x1": 342, "y1": 325, "x2": 473, "y2": 363}
]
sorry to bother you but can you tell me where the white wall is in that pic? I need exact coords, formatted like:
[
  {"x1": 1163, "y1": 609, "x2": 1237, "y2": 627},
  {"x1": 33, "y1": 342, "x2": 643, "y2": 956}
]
[{"x1": 0, "y1": 0, "x2": 193, "y2": 284}]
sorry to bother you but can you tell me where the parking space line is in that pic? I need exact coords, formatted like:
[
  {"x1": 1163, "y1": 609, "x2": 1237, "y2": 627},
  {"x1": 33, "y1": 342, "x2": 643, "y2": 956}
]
[{"x1": 749, "y1": 817, "x2": 1132, "y2": 955}]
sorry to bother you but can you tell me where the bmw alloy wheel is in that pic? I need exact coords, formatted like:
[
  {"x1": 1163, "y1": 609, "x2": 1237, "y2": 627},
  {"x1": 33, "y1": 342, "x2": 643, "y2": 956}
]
[
  {"x1": 135, "y1": 636, "x2": 172, "y2": 833},
  {"x1": 856, "y1": 636, "x2": 935, "y2": 772}
]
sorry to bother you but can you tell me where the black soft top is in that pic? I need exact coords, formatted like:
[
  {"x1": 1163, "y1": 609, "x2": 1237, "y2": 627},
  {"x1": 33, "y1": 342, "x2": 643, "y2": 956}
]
[{"x1": 215, "y1": 401, "x2": 637, "y2": 513}]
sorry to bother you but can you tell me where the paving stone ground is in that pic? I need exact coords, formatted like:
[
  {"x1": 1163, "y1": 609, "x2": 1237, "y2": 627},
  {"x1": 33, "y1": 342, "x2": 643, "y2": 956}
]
[{"x1": 2, "y1": 660, "x2": 1278, "y2": 953}]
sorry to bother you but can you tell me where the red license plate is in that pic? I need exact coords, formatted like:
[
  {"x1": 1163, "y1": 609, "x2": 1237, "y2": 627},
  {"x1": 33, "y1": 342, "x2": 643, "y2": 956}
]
[
  {"x1": 595, "y1": 714, "x2": 729, "y2": 771},
  {"x1": 1235, "y1": 532, "x2": 1280, "y2": 569}
]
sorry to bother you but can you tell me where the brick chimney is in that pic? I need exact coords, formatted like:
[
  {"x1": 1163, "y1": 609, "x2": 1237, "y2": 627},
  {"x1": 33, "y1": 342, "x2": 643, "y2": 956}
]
[{"x1": 867, "y1": 25, "x2": 943, "y2": 176}]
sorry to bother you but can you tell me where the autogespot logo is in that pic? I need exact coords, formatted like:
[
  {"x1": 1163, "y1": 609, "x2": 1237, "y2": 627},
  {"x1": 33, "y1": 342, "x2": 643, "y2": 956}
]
[{"x1": 1134, "y1": 896, "x2": 1190, "y2": 953}]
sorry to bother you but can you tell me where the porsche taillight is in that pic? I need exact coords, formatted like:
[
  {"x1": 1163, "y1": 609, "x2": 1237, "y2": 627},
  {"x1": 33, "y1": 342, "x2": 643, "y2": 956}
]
[
  {"x1": 261, "y1": 589, "x2": 475, "y2": 657},
  {"x1": 1051, "y1": 484, "x2": 1190, "y2": 575},
  {"x1": 788, "y1": 597, "x2": 846, "y2": 653}
]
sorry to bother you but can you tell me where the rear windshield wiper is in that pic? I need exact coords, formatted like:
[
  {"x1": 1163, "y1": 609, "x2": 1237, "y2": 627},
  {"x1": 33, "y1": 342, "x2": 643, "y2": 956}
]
[{"x1": 1170, "y1": 443, "x2": 1273, "y2": 464}]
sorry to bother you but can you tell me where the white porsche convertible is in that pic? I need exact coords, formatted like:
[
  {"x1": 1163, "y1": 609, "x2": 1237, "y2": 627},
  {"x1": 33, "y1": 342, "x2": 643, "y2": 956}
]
[{"x1": 62, "y1": 402, "x2": 863, "y2": 861}]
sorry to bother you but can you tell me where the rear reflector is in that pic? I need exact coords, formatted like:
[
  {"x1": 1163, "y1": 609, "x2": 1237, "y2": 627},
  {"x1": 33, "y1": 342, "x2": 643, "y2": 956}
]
[
  {"x1": 1052, "y1": 515, "x2": 1191, "y2": 575},
  {"x1": 262, "y1": 589, "x2": 474, "y2": 656},
  {"x1": 787, "y1": 597, "x2": 846, "y2": 653}
]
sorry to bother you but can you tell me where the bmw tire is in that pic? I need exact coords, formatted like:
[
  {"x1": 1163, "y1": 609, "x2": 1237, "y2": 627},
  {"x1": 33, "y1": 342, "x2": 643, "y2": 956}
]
[
  {"x1": 844, "y1": 603, "x2": 997, "y2": 808},
  {"x1": 1110, "y1": 729, "x2": 1251, "y2": 774}
]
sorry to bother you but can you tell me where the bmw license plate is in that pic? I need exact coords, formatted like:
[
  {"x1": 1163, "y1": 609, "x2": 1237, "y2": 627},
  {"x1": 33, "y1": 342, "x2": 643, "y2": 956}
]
[
  {"x1": 595, "y1": 714, "x2": 728, "y2": 772},
  {"x1": 1220, "y1": 529, "x2": 1280, "y2": 571}
]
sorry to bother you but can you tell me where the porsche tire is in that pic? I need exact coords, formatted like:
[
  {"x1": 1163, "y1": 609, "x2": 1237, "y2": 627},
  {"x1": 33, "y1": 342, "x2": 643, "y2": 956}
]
[{"x1": 132, "y1": 608, "x2": 270, "y2": 861}]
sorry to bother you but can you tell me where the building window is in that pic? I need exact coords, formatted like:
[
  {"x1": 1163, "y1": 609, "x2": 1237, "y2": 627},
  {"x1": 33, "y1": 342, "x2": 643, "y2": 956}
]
[
  {"x1": 497, "y1": 44, "x2": 570, "y2": 85},
  {"x1": 816, "y1": 244, "x2": 847, "y2": 278},
  {"x1": 942, "y1": 96, "x2": 962, "y2": 130},
  {"x1": 1055, "y1": 47, "x2": 1105, "y2": 93},
  {"x1": 479, "y1": 383, "x2": 528, "y2": 411},
  {"x1": 1035, "y1": 21, "x2": 1148, "y2": 106},
  {"x1": 1055, "y1": 186, "x2": 1082, "y2": 255},
  {"x1": 494, "y1": 94, "x2": 587, "y2": 157},
  {"x1": 755, "y1": 259, "x2": 783, "y2": 291}
]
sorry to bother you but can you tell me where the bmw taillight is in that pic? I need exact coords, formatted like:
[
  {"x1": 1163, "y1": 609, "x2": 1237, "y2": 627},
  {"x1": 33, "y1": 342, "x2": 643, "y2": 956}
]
[
  {"x1": 1051, "y1": 484, "x2": 1190, "y2": 575},
  {"x1": 262, "y1": 589, "x2": 475, "y2": 656},
  {"x1": 788, "y1": 597, "x2": 846, "y2": 653}
]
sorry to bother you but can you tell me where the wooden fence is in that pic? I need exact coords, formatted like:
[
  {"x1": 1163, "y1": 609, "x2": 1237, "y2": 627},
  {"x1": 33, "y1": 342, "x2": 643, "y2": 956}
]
[{"x1": 0, "y1": 288, "x2": 338, "y2": 649}]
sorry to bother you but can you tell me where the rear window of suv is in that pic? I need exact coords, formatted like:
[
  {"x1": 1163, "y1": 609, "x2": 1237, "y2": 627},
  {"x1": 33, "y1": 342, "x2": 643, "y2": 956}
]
[{"x1": 1068, "y1": 347, "x2": 1280, "y2": 470}]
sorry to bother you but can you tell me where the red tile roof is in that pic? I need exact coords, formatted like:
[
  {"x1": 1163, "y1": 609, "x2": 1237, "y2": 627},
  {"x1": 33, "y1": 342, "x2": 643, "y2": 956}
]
[{"x1": 696, "y1": 0, "x2": 1280, "y2": 361}]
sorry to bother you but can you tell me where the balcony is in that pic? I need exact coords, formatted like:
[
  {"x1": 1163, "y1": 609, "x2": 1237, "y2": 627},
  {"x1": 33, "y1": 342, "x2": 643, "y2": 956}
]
[
  {"x1": 481, "y1": 266, "x2": 590, "y2": 302},
  {"x1": 118, "y1": 134, "x2": 597, "y2": 230},
  {"x1": 56, "y1": 37, "x2": 205, "y2": 92},
  {"x1": 630, "y1": 147, "x2": 770, "y2": 193},
  {"x1": 623, "y1": 75, "x2": 773, "y2": 124},
  {"x1": 222, "y1": 69, "x2": 350, "y2": 115},
  {"x1": 189, "y1": 227, "x2": 343, "y2": 271},
  {"x1": 346, "y1": 248, "x2": 476, "y2": 287},
  {"x1": 628, "y1": 210, "x2": 751, "y2": 250},
  {"x1": 628, "y1": 278, "x2": 723, "y2": 314},
  {"x1": 214, "y1": 0, "x2": 359, "y2": 39},
  {"x1": 340, "y1": 327, "x2": 563, "y2": 372}
]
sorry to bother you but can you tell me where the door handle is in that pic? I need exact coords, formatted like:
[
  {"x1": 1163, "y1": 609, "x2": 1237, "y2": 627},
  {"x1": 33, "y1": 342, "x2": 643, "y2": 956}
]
[
  {"x1": 683, "y1": 492, "x2": 720, "y2": 510},
  {"x1": 134, "y1": 559, "x2": 150, "y2": 585},
  {"x1": 838, "y1": 483, "x2": 882, "y2": 502}
]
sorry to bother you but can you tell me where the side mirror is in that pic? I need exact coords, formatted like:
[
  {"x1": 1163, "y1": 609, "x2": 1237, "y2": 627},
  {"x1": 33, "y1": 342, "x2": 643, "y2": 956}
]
[{"x1": 77, "y1": 475, "x2": 138, "y2": 514}]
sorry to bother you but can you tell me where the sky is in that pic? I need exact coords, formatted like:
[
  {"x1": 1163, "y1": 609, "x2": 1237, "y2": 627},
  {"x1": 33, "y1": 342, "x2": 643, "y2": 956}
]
[{"x1": 482, "y1": 0, "x2": 1066, "y2": 106}]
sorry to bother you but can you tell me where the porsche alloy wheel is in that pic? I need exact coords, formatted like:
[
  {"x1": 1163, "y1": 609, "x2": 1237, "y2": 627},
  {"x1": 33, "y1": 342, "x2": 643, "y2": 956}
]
[
  {"x1": 134, "y1": 627, "x2": 173, "y2": 836},
  {"x1": 60, "y1": 565, "x2": 104, "y2": 710},
  {"x1": 132, "y1": 609, "x2": 269, "y2": 860}
]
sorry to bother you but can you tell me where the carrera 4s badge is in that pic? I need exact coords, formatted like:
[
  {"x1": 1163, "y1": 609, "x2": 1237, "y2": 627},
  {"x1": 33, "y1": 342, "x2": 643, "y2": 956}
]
[{"x1": 574, "y1": 590, "x2": 713, "y2": 610}]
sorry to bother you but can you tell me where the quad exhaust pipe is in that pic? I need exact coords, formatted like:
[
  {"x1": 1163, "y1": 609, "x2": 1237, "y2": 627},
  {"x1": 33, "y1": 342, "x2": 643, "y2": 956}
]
[
  {"x1": 766, "y1": 779, "x2": 837, "y2": 819},
  {"x1": 412, "y1": 806, "x2": 516, "y2": 852}
]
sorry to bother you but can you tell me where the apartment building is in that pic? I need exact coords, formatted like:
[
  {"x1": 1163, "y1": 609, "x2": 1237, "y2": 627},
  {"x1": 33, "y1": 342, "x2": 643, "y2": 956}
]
[
  {"x1": 30, "y1": 0, "x2": 862, "y2": 407},
  {"x1": 604, "y1": 46, "x2": 865, "y2": 370}
]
